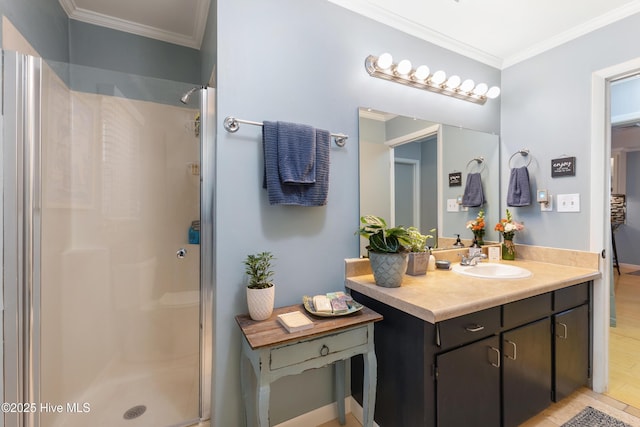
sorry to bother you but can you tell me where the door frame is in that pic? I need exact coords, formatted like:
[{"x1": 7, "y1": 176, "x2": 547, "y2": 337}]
[
  {"x1": 394, "y1": 157, "x2": 421, "y2": 229},
  {"x1": 590, "y1": 57, "x2": 640, "y2": 392}
]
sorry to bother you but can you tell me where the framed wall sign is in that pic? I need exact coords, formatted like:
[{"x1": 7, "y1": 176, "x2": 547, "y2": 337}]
[
  {"x1": 551, "y1": 156, "x2": 576, "y2": 177},
  {"x1": 449, "y1": 172, "x2": 462, "y2": 187}
]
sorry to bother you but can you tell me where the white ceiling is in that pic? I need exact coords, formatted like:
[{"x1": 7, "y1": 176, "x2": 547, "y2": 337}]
[
  {"x1": 60, "y1": 0, "x2": 640, "y2": 68},
  {"x1": 329, "y1": 0, "x2": 640, "y2": 68},
  {"x1": 59, "y1": 0, "x2": 211, "y2": 49}
]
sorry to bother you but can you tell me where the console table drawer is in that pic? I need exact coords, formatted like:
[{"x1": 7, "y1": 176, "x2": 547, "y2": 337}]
[{"x1": 270, "y1": 326, "x2": 368, "y2": 370}]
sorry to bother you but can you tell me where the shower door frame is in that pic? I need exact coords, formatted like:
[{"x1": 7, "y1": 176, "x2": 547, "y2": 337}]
[
  {"x1": 3, "y1": 50, "x2": 43, "y2": 427},
  {"x1": 2, "y1": 51, "x2": 215, "y2": 426}
]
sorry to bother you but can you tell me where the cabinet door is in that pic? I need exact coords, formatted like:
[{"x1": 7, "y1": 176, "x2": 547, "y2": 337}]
[
  {"x1": 554, "y1": 304, "x2": 589, "y2": 401},
  {"x1": 436, "y1": 335, "x2": 500, "y2": 427},
  {"x1": 503, "y1": 318, "x2": 552, "y2": 427}
]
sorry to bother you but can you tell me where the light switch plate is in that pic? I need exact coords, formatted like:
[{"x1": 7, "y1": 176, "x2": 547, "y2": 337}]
[
  {"x1": 557, "y1": 193, "x2": 580, "y2": 212},
  {"x1": 447, "y1": 199, "x2": 460, "y2": 212}
]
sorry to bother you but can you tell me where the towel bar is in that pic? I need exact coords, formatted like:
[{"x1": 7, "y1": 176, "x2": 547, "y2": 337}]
[
  {"x1": 223, "y1": 116, "x2": 348, "y2": 147},
  {"x1": 509, "y1": 149, "x2": 532, "y2": 168}
]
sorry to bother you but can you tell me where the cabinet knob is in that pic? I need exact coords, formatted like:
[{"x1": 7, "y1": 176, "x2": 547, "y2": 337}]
[{"x1": 320, "y1": 344, "x2": 330, "y2": 356}]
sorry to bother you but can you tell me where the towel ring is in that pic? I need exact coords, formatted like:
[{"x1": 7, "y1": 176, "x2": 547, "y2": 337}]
[
  {"x1": 466, "y1": 157, "x2": 485, "y2": 174},
  {"x1": 509, "y1": 149, "x2": 532, "y2": 168}
]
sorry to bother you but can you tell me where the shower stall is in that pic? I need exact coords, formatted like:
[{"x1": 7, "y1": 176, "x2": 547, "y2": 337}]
[{"x1": 2, "y1": 50, "x2": 214, "y2": 427}]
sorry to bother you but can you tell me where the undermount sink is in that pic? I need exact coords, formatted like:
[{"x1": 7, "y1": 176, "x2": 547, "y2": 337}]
[{"x1": 451, "y1": 262, "x2": 532, "y2": 279}]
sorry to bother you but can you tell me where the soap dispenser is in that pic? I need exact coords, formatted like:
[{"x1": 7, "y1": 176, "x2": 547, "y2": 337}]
[
  {"x1": 453, "y1": 234, "x2": 464, "y2": 247},
  {"x1": 427, "y1": 247, "x2": 436, "y2": 271}
]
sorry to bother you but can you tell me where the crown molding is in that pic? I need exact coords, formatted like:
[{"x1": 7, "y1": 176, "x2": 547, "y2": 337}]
[
  {"x1": 503, "y1": 1, "x2": 640, "y2": 68},
  {"x1": 329, "y1": 0, "x2": 640, "y2": 70},
  {"x1": 327, "y1": 0, "x2": 503, "y2": 68},
  {"x1": 59, "y1": 0, "x2": 210, "y2": 49}
]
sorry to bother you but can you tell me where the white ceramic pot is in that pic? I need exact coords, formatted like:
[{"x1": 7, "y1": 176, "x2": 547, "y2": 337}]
[{"x1": 247, "y1": 285, "x2": 275, "y2": 321}]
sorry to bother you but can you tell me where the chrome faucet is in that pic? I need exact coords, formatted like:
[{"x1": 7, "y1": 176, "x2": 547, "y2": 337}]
[{"x1": 460, "y1": 252, "x2": 487, "y2": 266}]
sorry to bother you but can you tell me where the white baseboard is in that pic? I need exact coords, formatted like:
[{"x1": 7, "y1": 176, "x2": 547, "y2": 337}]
[
  {"x1": 619, "y1": 262, "x2": 640, "y2": 270},
  {"x1": 349, "y1": 397, "x2": 381, "y2": 427},
  {"x1": 273, "y1": 398, "x2": 352, "y2": 427},
  {"x1": 273, "y1": 397, "x2": 381, "y2": 427}
]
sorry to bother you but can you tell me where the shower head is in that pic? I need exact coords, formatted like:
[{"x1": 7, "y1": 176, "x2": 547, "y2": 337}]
[{"x1": 180, "y1": 86, "x2": 201, "y2": 104}]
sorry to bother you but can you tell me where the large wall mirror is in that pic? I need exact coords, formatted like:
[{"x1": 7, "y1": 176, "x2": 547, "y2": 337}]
[{"x1": 359, "y1": 107, "x2": 500, "y2": 254}]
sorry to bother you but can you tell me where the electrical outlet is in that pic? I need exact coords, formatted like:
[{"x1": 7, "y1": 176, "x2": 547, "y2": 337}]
[
  {"x1": 557, "y1": 193, "x2": 580, "y2": 212},
  {"x1": 541, "y1": 194, "x2": 553, "y2": 211},
  {"x1": 447, "y1": 199, "x2": 460, "y2": 212}
]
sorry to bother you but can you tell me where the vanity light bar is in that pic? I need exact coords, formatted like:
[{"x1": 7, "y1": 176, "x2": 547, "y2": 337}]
[{"x1": 365, "y1": 54, "x2": 501, "y2": 105}]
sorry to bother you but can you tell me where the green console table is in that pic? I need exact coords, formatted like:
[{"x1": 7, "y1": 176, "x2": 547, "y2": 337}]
[{"x1": 236, "y1": 303, "x2": 382, "y2": 426}]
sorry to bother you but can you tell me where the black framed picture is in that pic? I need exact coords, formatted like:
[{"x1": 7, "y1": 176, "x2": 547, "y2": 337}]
[
  {"x1": 449, "y1": 172, "x2": 462, "y2": 186},
  {"x1": 551, "y1": 157, "x2": 576, "y2": 177}
]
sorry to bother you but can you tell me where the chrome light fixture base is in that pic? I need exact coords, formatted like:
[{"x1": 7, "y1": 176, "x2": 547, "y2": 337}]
[{"x1": 365, "y1": 55, "x2": 499, "y2": 105}]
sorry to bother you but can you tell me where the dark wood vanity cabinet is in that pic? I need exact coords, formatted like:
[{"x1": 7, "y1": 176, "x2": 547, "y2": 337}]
[{"x1": 351, "y1": 281, "x2": 591, "y2": 427}]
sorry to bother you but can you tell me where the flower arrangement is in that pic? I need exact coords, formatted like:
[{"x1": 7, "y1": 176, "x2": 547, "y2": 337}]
[
  {"x1": 466, "y1": 210, "x2": 486, "y2": 245},
  {"x1": 494, "y1": 209, "x2": 524, "y2": 240}
]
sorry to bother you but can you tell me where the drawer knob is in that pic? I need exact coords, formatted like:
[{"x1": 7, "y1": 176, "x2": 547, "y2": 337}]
[{"x1": 320, "y1": 344, "x2": 330, "y2": 356}]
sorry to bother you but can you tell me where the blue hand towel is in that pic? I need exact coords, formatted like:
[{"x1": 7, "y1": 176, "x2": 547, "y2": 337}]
[
  {"x1": 507, "y1": 166, "x2": 531, "y2": 207},
  {"x1": 276, "y1": 121, "x2": 316, "y2": 184},
  {"x1": 462, "y1": 173, "x2": 485, "y2": 207},
  {"x1": 263, "y1": 121, "x2": 330, "y2": 206}
]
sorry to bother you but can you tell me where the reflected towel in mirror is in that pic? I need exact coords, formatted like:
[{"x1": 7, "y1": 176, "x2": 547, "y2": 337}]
[{"x1": 462, "y1": 172, "x2": 485, "y2": 207}]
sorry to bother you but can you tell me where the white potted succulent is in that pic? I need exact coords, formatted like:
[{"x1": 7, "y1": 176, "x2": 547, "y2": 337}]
[{"x1": 243, "y1": 251, "x2": 276, "y2": 321}]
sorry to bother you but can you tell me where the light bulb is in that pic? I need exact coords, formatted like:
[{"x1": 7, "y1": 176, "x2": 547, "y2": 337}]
[
  {"x1": 431, "y1": 70, "x2": 447, "y2": 85},
  {"x1": 445, "y1": 75, "x2": 461, "y2": 89},
  {"x1": 396, "y1": 59, "x2": 412, "y2": 76},
  {"x1": 376, "y1": 53, "x2": 393, "y2": 70},
  {"x1": 413, "y1": 65, "x2": 430, "y2": 81},
  {"x1": 486, "y1": 86, "x2": 501, "y2": 99},
  {"x1": 473, "y1": 83, "x2": 489, "y2": 96},
  {"x1": 459, "y1": 79, "x2": 475, "y2": 93}
]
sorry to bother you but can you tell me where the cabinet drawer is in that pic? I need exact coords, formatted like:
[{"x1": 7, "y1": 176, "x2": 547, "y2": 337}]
[
  {"x1": 438, "y1": 306, "x2": 500, "y2": 350},
  {"x1": 270, "y1": 326, "x2": 368, "y2": 370},
  {"x1": 503, "y1": 293, "x2": 552, "y2": 329},
  {"x1": 554, "y1": 282, "x2": 589, "y2": 312}
]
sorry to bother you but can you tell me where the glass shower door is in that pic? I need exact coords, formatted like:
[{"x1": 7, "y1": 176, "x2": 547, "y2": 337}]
[{"x1": 3, "y1": 50, "x2": 209, "y2": 427}]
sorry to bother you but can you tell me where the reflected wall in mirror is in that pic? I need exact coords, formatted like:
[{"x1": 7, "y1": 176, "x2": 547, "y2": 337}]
[{"x1": 359, "y1": 108, "x2": 500, "y2": 255}]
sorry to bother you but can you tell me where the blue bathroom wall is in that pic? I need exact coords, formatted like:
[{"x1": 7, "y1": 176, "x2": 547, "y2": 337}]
[
  {"x1": 215, "y1": 0, "x2": 500, "y2": 425},
  {"x1": 501, "y1": 12, "x2": 640, "y2": 250},
  {"x1": 616, "y1": 151, "x2": 640, "y2": 266},
  {"x1": 69, "y1": 20, "x2": 201, "y2": 85},
  {"x1": 0, "y1": 0, "x2": 70, "y2": 62}
]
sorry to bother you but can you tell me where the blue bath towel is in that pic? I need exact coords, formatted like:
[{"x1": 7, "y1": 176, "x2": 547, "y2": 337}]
[
  {"x1": 276, "y1": 121, "x2": 316, "y2": 184},
  {"x1": 263, "y1": 121, "x2": 330, "y2": 206},
  {"x1": 462, "y1": 173, "x2": 485, "y2": 207},
  {"x1": 507, "y1": 166, "x2": 531, "y2": 207}
]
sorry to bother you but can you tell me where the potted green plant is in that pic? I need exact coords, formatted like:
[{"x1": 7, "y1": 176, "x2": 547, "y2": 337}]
[
  {"x1": 406, "y1": 227, "x2": 435, "y2": 276},
  {"x1": 243, "y1": 251, "x2": 276, "y2": 320},
  {"x1": 358, "y1": 215, "x2": 410, "y2": 287}
]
